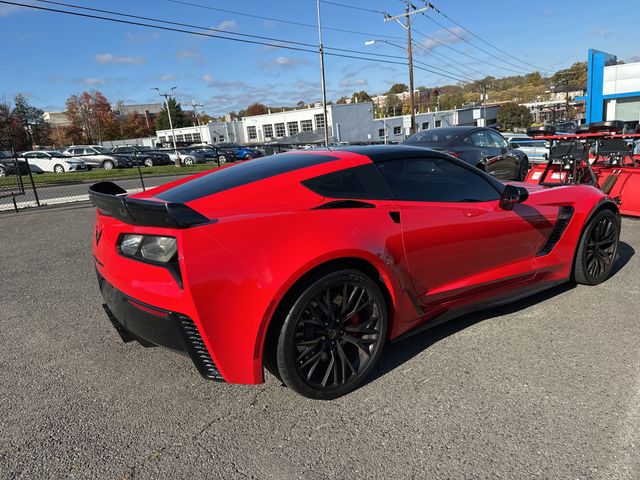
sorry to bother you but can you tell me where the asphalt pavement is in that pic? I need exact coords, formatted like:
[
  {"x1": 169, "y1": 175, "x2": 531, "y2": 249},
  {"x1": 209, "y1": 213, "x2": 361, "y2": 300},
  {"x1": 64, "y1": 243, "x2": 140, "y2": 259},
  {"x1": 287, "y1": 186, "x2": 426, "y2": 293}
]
[{"x1": 1, "y1": 205, "x2": 639, "y2": 479}]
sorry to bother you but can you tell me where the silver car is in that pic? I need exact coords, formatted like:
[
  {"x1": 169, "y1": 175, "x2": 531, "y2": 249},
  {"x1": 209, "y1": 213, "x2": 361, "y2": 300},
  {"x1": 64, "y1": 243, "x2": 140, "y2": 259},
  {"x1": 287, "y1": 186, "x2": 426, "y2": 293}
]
[{"x1": 507, "y1": 137, "x2": 550, "y2": 164}]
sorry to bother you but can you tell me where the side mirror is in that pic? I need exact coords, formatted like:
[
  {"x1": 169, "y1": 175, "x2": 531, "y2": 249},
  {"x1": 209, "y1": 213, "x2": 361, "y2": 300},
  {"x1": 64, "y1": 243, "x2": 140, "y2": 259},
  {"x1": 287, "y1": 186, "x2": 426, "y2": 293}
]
[{"x1": 499, "y1": 185, "x2": 529, "y2": 210}]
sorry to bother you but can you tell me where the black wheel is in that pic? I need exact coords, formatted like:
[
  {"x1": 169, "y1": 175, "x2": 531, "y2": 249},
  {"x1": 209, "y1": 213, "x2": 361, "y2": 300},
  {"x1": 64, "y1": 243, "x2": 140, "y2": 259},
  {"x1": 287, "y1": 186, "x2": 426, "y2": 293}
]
[
  {"x1": 517, "y1": 156, "x2": 529, "y2": 181},
  {"x1": 218, "y1": 154, "x2": 227, "y2": 163},
  {"x1": 183, "y1": 156, "x2": 194, "y2": 165},
  {"x1": 276, "y1": 269, "x2": 388, "y2": 400},
  {"x1": 143, "y1": 158, "x2": 154, "y2": 167},
  {"x1": 53, "y1": 164, "x2": 65, "y2": 174},
  {"x1": 574, "y1": 209, "x2": 620, "y2": 285},
  {"x1": 102, "y1": 160, "x2": 114, "y2": 170},
  {"x1": 244, "y1": 153, "x2": 253, "y2": 160},
  {"x1": 0, "y1": 165, "x2": 7, "y2": 177}
]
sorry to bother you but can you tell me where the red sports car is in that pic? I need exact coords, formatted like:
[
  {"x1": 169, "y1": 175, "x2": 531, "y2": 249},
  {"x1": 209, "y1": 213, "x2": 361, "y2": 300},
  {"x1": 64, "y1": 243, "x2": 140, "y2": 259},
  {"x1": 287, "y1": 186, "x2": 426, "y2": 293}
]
[{"x1": 90, "y1": 145, "x2": 620, "y2": 399}]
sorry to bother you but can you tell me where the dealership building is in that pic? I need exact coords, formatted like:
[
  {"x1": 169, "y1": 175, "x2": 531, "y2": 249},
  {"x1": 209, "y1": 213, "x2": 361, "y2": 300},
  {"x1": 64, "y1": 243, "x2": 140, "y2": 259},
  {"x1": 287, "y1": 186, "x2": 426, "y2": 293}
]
[
  {"x1": 581, "y1": 49, "x2": 640, "y2": 126},
  {"x1": 156, "y1": 102, "x2": 499, "y2": 146}
]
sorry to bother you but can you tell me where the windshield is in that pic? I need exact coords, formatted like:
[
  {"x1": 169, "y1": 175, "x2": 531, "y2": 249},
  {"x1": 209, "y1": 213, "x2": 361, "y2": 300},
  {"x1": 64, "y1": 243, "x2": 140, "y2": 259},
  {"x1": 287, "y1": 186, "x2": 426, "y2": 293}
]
[
  {"x1": 405, "y1": 130, "x2": 458, "y2": 145},
  {"x1": 93, "y1": 147, "x2": 113, "y2": 154},
  {"x1": 46, "y1": 151, "x2": 67, "y2": 158}
]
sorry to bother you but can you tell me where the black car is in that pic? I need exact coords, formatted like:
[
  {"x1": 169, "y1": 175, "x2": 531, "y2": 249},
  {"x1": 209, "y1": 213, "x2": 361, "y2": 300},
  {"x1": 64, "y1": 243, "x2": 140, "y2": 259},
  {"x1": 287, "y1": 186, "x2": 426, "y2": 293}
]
[
  {"x1": 184, "y1": 146, "x2": 219, "y2": 162},
  {"x1": 404, "y1": 126, "x2": 528, "y2": 181},
  {"x1": 111, "y1": 146, "x2": 172, "y2": 167},
  {"x1": 0, "y1": 151, "x2": 30, "y2": 177}
]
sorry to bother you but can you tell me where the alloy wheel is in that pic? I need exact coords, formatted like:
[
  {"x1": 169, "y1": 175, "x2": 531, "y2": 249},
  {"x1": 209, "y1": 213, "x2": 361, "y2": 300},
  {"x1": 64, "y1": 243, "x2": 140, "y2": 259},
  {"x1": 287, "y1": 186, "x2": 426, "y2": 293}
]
[
  {"x1": 290, "y1": 279, "x2": 385, "y2": 392},
  {"x1": 585, "y1": 216, "x2": 617, "y2": 280}
]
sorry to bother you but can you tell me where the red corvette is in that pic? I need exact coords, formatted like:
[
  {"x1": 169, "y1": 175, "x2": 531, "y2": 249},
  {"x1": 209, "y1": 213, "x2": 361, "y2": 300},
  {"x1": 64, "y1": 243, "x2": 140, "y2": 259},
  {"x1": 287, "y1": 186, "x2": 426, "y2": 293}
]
[{"x1": 90, "y1": 145, "x2": 620, "y2": 399}]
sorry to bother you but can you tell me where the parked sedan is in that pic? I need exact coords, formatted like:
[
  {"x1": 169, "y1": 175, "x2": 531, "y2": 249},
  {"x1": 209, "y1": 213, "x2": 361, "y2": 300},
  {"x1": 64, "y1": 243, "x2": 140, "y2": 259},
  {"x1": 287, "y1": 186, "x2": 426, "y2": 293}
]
[
  {"x1": 158, "y1": 149, "x2": 207, "y2": 166},
  {"x1": 20, "y1": 150, "x2": 88, "y2": 173},
  {"x1": 62, "y1": 146, "x2": 133, "y2": 170},
  {"x1": 404, "y1": 126, "x2": 528, "y2": 181},
  {"x1": 111, "y1": 146, "x2": 172, "y2": 167},
  {"x1": 0, "y1": 151, "x2": 31, "y2": 177}
]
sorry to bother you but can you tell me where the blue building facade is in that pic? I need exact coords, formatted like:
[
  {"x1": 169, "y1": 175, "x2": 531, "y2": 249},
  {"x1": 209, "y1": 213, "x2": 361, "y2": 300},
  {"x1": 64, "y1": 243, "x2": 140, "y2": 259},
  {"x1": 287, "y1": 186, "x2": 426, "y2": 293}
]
[{"x1": 581, "y1": 49, "x2": 640, "y2": 125}]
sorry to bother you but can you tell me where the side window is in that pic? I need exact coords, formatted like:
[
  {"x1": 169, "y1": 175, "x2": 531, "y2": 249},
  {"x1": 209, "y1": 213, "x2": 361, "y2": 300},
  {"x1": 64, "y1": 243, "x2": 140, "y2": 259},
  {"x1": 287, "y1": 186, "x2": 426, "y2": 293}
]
[
  {"x1": 470, "y1": 131, "x2": 492, "y2": 148},
  {"x1": 302, "y1": 164, "x2": 391, "y2": 200},
  {"x1": 24, "y1": 152, "x2": 36, "y2": 158},
  {"x1": 376, "y1": 157, "x2": 501, "y2": 203},
  {"x1": 489, "y1": 131, "x2": 508, "y2": 149}
]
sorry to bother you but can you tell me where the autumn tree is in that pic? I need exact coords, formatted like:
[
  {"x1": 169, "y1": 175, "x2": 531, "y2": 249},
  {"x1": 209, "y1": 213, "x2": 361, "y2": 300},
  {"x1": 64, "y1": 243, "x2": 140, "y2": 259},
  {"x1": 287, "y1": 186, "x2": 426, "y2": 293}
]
[
  {"x1": 351, "y1": 91, "x2": 372, "y2": 103},
  {"x1": 388, "y1": 83, "x2": 408, "y2": 94},
  {"x1": 65, "y1": 91, "x2": 118, "y2": 143},
  {"x1": 336, "y1": 96, "x2": 349, "y2": 104},
  {"x1": 239, "y1": 103, "x2": 269, "y2": 117}
]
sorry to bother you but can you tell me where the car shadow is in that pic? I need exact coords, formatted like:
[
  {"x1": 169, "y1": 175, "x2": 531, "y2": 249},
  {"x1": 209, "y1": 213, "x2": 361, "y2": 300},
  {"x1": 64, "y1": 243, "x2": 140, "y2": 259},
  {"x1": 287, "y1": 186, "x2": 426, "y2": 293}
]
[{"x1": 367, "y1": 240, "x2": 635, "y2": 385}]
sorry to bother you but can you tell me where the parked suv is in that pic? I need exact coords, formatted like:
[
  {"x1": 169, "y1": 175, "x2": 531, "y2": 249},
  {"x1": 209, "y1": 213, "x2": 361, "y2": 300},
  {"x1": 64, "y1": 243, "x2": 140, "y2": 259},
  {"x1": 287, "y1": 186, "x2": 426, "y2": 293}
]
[
  {"x1": 111, "y1": 145, "x2": 172, "y2": 167},
  {"x1": 63, "y1": 145, "x2": 133, "y2": 170}
]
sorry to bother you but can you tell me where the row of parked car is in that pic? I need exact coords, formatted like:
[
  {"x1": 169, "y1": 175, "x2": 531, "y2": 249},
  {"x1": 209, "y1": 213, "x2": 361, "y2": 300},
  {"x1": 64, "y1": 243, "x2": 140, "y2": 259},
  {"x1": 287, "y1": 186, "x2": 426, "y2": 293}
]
[{"x1": 0, "y1": 143, "x2": 264, "y2": 176}]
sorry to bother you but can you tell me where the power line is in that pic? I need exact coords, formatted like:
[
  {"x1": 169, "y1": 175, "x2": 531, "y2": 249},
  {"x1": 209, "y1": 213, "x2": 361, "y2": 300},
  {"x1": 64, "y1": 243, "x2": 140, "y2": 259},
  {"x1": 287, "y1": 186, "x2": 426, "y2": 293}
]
[
  {"x1": 166, "y1": 0, "x2": 405, "y2": 41},
  {"x1": 2, "y1": 1, "x2": 476, "y2": 89},
  {"x1": 412, "y1": 27, "x2": 527, "y2": 76},
  {"x1": 426, "y1": 2, "x2": 550, "y2": 73},
  {"x1": 421, "y1": 13, "x2": 534, "y2": 74},
  {"x1": 319, "y1": 0, "x2": 385, "y2": 15},
  {"x1": 32, "y1": 0, "x2": 409, "y2": 61},
  {"x1": 411, "y1": 42, "x2": 484, "y2": 80}
]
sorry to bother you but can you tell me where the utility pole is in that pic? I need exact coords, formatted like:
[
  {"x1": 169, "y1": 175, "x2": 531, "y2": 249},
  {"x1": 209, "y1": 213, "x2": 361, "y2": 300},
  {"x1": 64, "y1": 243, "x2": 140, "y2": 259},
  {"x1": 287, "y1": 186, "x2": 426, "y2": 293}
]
[
  {"x1": 153, "y1": 86, "x2": 179, "y2": 166},
  {"x1": 384, "y1": 1, "x2": 429, "y2": 136},
  {"x1": 316, "y1": 0, "x2": 330, "y2": 147},
  {"x1": 191, "y1": 100, "x2": 203, "y2": 127}
]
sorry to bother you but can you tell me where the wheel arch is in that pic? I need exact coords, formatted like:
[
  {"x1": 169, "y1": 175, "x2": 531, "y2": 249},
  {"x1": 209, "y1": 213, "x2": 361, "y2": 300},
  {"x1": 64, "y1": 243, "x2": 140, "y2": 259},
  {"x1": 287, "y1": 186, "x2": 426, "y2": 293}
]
[{"x1": 256, "y1": 254, "x2": 397, "y2": 377}]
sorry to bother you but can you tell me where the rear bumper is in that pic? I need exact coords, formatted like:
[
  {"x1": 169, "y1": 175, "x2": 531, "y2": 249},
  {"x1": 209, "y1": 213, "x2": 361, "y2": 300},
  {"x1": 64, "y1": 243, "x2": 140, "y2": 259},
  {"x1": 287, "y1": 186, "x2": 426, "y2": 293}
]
[{"x1": 97, "y1": 272, "x2": 224, "y2": 381}]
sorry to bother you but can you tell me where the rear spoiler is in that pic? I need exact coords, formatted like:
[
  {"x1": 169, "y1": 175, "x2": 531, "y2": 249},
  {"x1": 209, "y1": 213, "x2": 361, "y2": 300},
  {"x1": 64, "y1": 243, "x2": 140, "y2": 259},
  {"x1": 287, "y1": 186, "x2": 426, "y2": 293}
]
[{"x1": 88, "y1": 182, "x2": 210, "y2": 228}]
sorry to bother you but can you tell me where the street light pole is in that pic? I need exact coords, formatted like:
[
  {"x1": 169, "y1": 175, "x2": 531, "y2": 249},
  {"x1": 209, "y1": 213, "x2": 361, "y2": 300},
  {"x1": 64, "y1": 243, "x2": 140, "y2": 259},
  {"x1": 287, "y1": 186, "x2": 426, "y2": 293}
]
[
  {"x1": 153, "y1": 86, "x2": 178, "y2": 166},
  {"x1": 316, "y1": 0, "x2": 330, "y2": 147}
]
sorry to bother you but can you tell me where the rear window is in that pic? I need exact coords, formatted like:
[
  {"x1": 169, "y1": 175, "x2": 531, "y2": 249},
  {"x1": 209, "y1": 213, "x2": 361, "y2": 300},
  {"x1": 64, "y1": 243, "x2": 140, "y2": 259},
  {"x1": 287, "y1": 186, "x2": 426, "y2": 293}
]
[
  {"x1": 302, "y1": 164, "x2": 392, "y2": 200},
  {"x1": 157, "y1": 153, "x2": 338, "y2": 203}
]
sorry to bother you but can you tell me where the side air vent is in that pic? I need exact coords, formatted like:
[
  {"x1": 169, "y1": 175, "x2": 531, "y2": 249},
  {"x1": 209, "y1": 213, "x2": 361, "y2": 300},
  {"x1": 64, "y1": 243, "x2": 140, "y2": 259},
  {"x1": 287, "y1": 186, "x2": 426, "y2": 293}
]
[
  {"x1": 176, "y1": 315, "x2": 224, "y2": 382},
  {"x1": 537, "y1": 206, "x2": 574, "y2": 256},
  {"x1": 314, "y1": 200, "x2": 375, "y2": 209}
]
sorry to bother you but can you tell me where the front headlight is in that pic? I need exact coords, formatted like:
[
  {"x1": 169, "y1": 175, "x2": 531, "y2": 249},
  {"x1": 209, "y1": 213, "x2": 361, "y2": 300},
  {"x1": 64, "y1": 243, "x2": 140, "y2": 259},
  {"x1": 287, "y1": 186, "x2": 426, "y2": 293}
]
[{"x1": 119, "y1": 234, "x2": 177, "y2": 263}]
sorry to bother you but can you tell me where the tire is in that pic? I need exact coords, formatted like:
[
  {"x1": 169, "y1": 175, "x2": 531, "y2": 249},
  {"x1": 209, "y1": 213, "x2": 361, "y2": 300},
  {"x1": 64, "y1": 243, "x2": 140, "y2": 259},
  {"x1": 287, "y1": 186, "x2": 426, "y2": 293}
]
[
  {"x1": 53, "y1": 164, "x2": 65, "y2": 174},
  {"x1": 275, "y1": 269, "x2": 388, "y2": 400},
  {"x1": 573, "y1": 209, "x2": 620, "y2": 285},
  {"x1": 218, "y1": 154, "x2": 227, "y2": 163},
  {"x1": 0, "y1": 165, "x2": 6, "y2": 177},
  {"x1": 244, "y1": 153, "x2": 253, "y2": 160},
  {"x1": 517, "y1": 156, "x2": 529, "y2": 181},
  {"x1": 183, "y1": 156, "x2": 194, "y2": 165},
  {"x1": 102, "y1": 160, "x2": 115, "y2": 170},
  {"x1": 143, "y1": 158, "x2": 154, "y2": 167}
]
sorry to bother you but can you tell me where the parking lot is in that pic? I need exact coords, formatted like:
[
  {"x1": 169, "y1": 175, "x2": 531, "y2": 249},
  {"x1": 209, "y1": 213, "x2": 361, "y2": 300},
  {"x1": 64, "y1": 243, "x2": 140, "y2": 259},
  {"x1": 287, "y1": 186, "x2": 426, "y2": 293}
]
[{"x1": 1, "y1": 205, "x2": 639, "y2": 479}]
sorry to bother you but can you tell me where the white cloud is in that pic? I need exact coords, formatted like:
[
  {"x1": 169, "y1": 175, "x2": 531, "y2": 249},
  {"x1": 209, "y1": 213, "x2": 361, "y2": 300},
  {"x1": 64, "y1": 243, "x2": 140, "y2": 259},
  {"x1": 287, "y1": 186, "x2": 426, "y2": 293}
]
[
  {"x1": 159, "y1": 74, "x2": 176, "y2": 81},
  {"x1": 214, "y1": 20, "x2": 236, "y2": 31},
  {"x1": 0, "y1": 4, "x2": 24, "y2": 17},
  {"x1": 79, "y1": 78, "x2": 107, "y2": 86},
  {"x1": 339, "y1": 78, "x2": 368, "y2": 88},
  {"x1": 416, "y1": 26, "x2": 468, "y2": 52},
  {"x1": 176, "y1": 48, "x2": 203, "y2": 64},
  {"x1": 262, "y1": 56, "x2": 310, "y2": 71},
  {"x1": 95, "y1": 53, "x2": 145, "y2": 65}
]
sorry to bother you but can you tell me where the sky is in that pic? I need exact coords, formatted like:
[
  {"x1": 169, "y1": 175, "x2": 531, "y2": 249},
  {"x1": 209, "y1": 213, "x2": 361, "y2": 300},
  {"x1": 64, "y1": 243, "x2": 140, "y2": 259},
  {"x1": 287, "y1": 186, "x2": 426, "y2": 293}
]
[{"x1": 1, "y1": 0, "x2": 639, "y2": 116}]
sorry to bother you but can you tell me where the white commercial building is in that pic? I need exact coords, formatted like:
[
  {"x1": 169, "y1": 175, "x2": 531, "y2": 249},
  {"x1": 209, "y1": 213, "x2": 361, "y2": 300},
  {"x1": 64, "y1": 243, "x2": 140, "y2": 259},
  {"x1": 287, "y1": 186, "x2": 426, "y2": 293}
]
[{"x1": 155, "y1": 102, "x2": 499, "y2": 146}]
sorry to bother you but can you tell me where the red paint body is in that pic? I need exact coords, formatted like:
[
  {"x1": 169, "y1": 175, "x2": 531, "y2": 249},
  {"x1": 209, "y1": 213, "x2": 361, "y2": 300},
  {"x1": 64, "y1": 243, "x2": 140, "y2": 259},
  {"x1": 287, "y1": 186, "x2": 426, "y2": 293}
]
[{"x1": 93, "y1": 150, "x2": 613, "y2": 384}]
